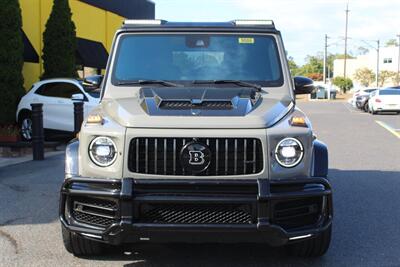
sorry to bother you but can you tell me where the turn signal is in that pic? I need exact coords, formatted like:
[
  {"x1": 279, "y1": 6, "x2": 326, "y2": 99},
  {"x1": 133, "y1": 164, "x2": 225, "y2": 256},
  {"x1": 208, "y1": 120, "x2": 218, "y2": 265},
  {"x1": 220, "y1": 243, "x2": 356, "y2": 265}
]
[
  {"x1": 87, "y1": 114, "x2": 103, "y2": 124},
  {"x1": 290, "y1": 116, "x2": 308, "y2": 127}
]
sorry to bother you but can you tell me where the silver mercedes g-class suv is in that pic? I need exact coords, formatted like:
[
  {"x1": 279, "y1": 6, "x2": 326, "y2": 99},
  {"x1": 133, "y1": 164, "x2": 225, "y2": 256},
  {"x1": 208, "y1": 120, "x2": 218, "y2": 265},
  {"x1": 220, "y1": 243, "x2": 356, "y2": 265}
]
[{"x1": 60, "y1": 19, "x2": 332, "y2": 257}]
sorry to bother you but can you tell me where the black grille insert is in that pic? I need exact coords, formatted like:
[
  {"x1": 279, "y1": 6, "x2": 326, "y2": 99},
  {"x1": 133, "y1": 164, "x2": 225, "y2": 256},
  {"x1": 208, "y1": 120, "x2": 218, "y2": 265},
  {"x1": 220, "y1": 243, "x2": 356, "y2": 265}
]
[
  {"x1": 73, "y1": 211, "x2": 116, "y2": 227},
  {"x1": 271, "y1": 197, "x2": 322, "y2": 230},
  {"x1": 71, "y1": 197, "x2": 118, "y2": 227},
  {"x1": 138, "y1": 203, "x2": 254, "y2": 224},
  {"x1": 128, "y1": 137, "x2": 264, "y2": 176}
]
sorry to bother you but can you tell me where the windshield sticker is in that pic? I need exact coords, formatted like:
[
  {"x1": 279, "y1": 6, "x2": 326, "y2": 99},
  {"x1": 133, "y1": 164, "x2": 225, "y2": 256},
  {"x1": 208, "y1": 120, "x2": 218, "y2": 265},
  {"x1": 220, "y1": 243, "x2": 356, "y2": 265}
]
[{"x1": 238, "y1": 37, "x2": 254, "y2": 44}]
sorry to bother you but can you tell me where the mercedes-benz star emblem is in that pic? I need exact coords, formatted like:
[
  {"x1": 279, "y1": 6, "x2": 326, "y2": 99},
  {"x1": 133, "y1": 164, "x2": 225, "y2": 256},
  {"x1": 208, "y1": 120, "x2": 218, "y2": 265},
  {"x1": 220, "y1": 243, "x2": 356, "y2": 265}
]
[{"x1": 180, "y1": 141, "x2": 211, "y2": 174}]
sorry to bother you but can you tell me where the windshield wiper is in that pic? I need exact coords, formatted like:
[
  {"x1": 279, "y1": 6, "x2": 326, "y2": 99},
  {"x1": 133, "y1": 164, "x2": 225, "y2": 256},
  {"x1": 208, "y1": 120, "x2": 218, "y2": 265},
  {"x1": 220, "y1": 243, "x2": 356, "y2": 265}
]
[
  {"x1": 117, "y1": 80, "x2": 182, "y2": 87},
  {"x1": 193, "y1": 80, "x2": 262, "y2": 91}
]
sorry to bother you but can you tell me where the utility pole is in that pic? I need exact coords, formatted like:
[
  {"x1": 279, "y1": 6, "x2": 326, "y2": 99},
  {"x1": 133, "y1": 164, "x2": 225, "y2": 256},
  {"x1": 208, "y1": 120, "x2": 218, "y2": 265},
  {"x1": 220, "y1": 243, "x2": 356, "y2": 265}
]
[
  {"x1": 323, "y1": 34, "x2": 329, "y2": 84},
  {"x1": 376, "y1": 40, "x2": 380, "y2": 87},
  {"x1": 361, "y1": 39, "x2": 381, "y2": 87},
  {"x1": 397, "y1": 34, "x2": 400, "y2": 85},
  {"x1": 343, "y1": 2, "x2": 350, "y2": 79}
]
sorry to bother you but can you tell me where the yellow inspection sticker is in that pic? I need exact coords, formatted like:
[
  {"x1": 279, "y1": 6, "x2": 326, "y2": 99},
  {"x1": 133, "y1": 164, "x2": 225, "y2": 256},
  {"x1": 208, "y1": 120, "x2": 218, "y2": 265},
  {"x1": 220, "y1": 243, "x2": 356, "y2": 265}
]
[{"x1": 238, "y1": 37, "x2": 254, "y2": 44}]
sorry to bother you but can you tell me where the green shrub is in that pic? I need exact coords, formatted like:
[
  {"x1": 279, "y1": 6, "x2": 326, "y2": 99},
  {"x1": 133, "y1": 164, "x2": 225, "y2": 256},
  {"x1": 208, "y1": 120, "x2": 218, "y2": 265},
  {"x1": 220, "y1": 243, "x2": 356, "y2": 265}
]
[
  {"x1": 332, "y1": 76, "x2": 353, "y2": 93},
  {"x1": 0, "y1": 0, "x2": 25, "y2": 124},
  {"x1": 41, "y1": 0, "x2": 77, "y2": 79}
]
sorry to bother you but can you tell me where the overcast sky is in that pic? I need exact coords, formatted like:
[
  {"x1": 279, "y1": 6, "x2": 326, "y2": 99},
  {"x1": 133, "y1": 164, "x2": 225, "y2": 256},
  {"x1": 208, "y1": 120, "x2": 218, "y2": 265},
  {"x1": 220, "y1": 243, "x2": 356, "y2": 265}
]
[{"x1": 153, "y1": 0, "x2": 400, "y2": 65}]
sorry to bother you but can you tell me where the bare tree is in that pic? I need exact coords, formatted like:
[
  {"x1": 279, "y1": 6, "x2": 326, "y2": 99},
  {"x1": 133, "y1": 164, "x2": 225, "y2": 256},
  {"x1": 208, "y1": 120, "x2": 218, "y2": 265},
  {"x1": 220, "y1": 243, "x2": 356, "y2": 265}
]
[
  {"x1": 379, "y1": 70, "x2": 397, "y2": 87},
  {"x1": 353, "y1": 68, "x2": 375, "y2": 87}
]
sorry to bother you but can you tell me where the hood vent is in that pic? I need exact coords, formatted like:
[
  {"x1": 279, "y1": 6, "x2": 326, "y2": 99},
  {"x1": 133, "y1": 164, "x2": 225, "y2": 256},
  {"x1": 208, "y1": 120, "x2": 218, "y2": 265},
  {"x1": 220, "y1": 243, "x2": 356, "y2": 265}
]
[
  {"x1": 140, "y1": 87, "x2": 260, "y2": 116},
  {"x1": 160, "y1": 100, "x2": 233, "y2": 110}
]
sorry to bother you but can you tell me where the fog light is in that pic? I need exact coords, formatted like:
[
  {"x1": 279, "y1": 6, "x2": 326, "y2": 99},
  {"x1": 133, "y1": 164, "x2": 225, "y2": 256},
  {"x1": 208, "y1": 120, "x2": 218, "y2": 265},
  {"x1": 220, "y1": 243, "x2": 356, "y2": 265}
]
[{"x1": 275, "y1": 138, "x2": 303, "y2": 167}]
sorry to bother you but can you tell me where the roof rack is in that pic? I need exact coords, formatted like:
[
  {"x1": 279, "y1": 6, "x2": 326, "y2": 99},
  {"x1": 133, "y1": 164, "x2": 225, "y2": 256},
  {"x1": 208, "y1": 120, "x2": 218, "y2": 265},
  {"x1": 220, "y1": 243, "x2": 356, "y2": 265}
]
[
  {"x1": 232, "y1": 20, "x2": 275, "y2": 26},
  {"x1": 123, "y1": 19, "x2": 167, "y2": 26},
  {"x1": 121, "y1": 19, "x2": 276, "y2": 29}
]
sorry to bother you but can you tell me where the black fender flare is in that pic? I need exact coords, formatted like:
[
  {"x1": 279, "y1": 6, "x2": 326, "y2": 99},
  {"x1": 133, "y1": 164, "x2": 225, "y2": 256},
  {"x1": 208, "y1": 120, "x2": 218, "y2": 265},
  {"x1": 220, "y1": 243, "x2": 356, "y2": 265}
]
[
  {"x1": 312, "y1": 139, "x2": 328, "y2": 178},
  {"x1": 65, "y1": 138, "x2": 79, "y2": 177}
]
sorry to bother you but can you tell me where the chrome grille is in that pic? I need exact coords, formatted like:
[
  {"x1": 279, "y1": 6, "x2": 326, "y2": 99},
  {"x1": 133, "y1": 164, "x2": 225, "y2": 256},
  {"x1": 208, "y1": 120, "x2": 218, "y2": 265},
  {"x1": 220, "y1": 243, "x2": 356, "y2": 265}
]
[{"x1": 128, "y1": 137, "x2": 263, "y2": 176}]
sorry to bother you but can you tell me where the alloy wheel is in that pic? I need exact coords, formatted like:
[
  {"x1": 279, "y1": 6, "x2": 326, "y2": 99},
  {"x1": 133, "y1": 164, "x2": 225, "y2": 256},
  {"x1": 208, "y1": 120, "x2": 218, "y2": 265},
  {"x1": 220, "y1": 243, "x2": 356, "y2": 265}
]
[{"x1": 21, "y1": 118, "x2": 32, "y2": 140}]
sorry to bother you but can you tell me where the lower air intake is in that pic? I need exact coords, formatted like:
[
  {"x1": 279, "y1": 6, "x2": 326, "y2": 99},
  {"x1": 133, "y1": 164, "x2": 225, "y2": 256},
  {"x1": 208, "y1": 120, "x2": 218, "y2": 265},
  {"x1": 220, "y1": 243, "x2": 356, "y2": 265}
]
[{"x1": 139, "y1": 203, "x2": 254, "y2": 224}]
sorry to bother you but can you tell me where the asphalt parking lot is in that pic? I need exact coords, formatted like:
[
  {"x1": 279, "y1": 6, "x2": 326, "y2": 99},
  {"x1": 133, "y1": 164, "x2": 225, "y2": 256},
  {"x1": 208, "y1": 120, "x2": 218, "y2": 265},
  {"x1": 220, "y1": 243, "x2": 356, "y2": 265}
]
[{"x1": 1, "y1": 101, "x2": 400, "y2": 267}]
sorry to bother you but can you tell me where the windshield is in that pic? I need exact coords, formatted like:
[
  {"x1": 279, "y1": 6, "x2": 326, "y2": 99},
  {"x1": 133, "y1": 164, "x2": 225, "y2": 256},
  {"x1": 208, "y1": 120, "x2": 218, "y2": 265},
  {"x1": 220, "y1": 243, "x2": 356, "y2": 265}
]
[{"x1": 112, "y1": 34, "x2": 283, "y2": 86}]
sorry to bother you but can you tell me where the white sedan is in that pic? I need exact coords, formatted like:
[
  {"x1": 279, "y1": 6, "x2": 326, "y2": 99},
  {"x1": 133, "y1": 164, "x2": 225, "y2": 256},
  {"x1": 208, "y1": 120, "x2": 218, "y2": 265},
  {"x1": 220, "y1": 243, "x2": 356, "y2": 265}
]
[
  {"x1": 16, "y1": 78, "x2": 101, "y2": 141},
  {"x1": 368, "y1": 88, "x2": 400, "y2": 114}
]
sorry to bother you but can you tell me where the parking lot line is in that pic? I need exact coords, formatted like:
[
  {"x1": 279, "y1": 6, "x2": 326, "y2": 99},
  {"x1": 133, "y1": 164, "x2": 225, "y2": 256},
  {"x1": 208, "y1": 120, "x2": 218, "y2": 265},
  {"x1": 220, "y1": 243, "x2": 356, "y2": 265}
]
[{"x1": 375, "y1": 121, "x2": 400, "y2": 139}]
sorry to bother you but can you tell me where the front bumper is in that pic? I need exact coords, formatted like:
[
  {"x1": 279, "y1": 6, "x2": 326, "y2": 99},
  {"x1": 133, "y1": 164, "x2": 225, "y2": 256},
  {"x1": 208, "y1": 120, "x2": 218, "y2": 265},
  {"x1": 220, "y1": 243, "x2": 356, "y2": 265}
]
[{"x1": 60, "y1": 177, "x2": 332, "y2": 247}]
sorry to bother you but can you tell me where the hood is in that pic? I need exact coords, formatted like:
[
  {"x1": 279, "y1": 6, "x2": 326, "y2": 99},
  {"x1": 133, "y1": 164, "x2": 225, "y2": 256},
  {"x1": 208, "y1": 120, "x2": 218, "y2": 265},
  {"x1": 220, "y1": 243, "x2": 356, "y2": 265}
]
[{"x1": 102, "y1": 87, "x2": 293, "y2": 129}]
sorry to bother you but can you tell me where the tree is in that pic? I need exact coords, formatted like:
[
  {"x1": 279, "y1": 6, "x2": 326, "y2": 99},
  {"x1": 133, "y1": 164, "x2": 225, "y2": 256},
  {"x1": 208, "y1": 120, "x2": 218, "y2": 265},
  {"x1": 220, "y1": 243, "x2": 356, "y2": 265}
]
[
  {"x1": 357, "y1": 46, "x2": 369, "y2": 55},
  {"x1": 287, "y1": 56, "x2": 299, "y2": 76},
  {"x1": 334, "y1": 53, "x2": 355, "y2": 59},
  {"x1": 379, "y1": 70, "x2": 396, "y2": 87},
  {"x1": 294, "y1": 53, "x2": 337, "y2": 80},
  {"x1": 307, "y1": 73, "x2": 323, "y2": 81},
  {"x1": 332, "y1": 76, "x2": 353, "y2": 93},
  {"x1": 353, "y1": 68, "x2": 375, "y2": 87},
  {"x1": 385, "y1": 39, "x2": 398, "y2": 47},
  {"x1": 0, "y1": 0, "x2": 25, "y2": 124},
  {"x1": 392, "y1": 74, "x2": 400, "y2": 86},
  {"x1": 300, "y1": 54, "x2": 324, "y2": 76},
  {"x1": 41, "y1": 0, "x2": 77, "y2": 79}
]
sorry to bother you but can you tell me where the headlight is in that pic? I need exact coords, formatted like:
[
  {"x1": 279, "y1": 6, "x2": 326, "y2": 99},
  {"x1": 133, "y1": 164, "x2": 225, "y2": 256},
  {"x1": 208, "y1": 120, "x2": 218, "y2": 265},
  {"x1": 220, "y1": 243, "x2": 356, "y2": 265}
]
[
  {"x1": 89, "y1": 136, "x2": 117, "y2": 167},
  {"x1": 275, "y1": 138, "x2": 304, "y2": 167}
]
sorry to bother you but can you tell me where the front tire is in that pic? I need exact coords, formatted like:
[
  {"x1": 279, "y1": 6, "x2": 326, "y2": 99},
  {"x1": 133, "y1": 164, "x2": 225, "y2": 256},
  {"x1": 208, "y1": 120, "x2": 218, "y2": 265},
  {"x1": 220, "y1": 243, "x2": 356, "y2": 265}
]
[
  {"x1": 286, "y1": 225, "x2": 331, "y2": 257},
  {"x1": 18, "y1": 111, "x2": 33, "y2": 141},
  {"x1": 62, "y1": 226, "x2": 104, "y2": 256}
]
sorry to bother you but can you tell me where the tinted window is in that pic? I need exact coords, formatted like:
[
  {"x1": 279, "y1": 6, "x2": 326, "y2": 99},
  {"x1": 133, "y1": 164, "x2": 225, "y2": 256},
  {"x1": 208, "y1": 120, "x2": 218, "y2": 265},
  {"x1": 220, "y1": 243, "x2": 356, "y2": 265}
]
[
  {"x1": 112, "y1": 34, "x2": 283, "y2": 86},
  {"x1": 380, "y1": 90, "x2": 400, "y2": 95},
  {"x1": 35, "y1": 82, "x2": 82, "y2": 98},
  {"x1": 364, "y1": 89, "x2": 376, "y2": 93}
]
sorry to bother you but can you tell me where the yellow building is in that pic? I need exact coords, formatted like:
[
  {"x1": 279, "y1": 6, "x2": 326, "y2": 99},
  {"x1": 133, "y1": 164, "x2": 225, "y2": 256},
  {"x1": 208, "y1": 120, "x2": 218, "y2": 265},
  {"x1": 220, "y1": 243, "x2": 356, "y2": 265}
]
[{"x1": 20, "y1": 0, "x2": 155, "y2": 89}]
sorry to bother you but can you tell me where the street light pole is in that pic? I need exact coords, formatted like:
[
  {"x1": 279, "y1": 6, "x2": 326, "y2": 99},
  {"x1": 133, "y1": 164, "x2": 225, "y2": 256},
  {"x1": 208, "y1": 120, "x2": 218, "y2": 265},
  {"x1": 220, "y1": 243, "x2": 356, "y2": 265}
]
[
  {"x1": 397, "y1": 34, "x2": 400, "y2": 85},
  {"x1": 343, "y1": 2, "x2": 350, "y2": 80},
  {"x1": 376, "y1": 40, "x2": 380, "y2": 87},
  {"x1": 323, "y1": 34, "x2": 328, "y2": 84}
]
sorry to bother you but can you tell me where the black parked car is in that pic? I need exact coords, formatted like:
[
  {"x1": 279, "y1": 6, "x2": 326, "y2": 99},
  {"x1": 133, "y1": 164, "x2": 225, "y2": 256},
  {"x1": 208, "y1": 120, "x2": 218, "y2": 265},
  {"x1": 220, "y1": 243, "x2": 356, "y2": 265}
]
[{"x1": 356, "y1": 88, "x2": 377, "y2": 112}]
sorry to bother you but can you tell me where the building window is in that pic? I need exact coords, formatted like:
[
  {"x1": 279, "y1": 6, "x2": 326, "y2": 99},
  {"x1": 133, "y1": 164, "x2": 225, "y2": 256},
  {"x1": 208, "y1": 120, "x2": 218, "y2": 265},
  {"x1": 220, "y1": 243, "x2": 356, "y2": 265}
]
[{"x1": 383, "y1": 58, "x2": 393, "y2": 64}]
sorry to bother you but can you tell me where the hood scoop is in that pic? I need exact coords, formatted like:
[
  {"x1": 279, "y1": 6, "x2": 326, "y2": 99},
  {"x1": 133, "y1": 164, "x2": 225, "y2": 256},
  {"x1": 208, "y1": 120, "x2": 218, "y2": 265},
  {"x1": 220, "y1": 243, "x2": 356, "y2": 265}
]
[
  {"x1": 140, "y1": 87, "x2": 261, "y2": 117},
  {"x1": 160, "y1": 100, "x2": 233, "y2": 110}
]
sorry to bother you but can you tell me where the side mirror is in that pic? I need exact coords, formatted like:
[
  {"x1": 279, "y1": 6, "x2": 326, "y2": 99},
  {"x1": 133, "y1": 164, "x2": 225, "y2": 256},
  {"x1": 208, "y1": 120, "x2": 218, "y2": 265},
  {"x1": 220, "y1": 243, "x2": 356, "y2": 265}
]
[
  {"x1": 294, "y1": 76, "x2": 315, "y2": 95},
  {"x1": 83, "y1": 75, "x2": 103, "y2": 89},
  {"x1": 71, "y1": 93, "x2": 85, "y2": 102}
]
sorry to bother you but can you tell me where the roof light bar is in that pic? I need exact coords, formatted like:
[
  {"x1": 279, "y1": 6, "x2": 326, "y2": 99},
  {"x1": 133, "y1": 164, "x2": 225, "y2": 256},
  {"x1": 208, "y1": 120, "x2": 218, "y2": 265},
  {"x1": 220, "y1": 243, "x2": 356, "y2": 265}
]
[
  {"x1": 233, "y1": 20, "x2": 274, "y2": 26},
  {"x1": 123, "y1": 19, "x2": 164, "y2": 26}
]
